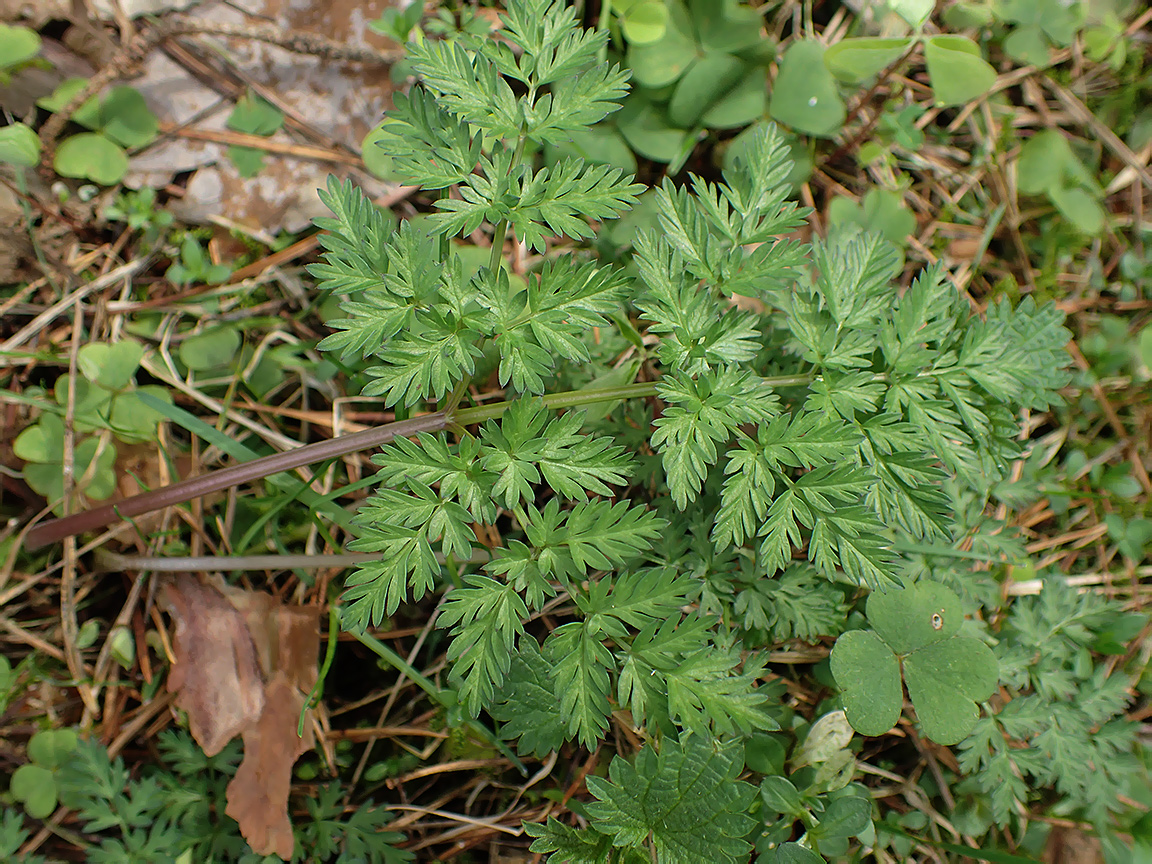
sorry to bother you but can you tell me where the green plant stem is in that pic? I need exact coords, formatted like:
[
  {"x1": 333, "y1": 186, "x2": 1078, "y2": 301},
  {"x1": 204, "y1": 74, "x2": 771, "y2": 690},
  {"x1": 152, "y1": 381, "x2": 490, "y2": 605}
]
[{"x1": 298, "y1": 603, "x2": 340, "y2": 736}]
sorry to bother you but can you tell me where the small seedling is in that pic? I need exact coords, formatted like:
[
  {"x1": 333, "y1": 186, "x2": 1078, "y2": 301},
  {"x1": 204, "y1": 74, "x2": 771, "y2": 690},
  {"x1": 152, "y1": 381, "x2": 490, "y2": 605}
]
[
  {"x1": 225, "y1": 90, "x2": 285, "y2": 177},
  {"x1": 104, "y1": 187, "x2": 174, "y2": 243},
  {"x1": 13, "y1": 339, "x2": 171, "y2": 512},
  {"x1": 165, "y1": 233, "x2": 233, "y2": 286},
  {"x1": 37, "y1": 80, "x2": 159, "y2": 184}
]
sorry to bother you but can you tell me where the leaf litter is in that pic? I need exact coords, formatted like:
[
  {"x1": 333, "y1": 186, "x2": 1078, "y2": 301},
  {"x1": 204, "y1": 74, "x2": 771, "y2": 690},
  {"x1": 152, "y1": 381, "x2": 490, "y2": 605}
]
[{"x1": 160, "y1": 573, "x2": 319, "y2": 859}]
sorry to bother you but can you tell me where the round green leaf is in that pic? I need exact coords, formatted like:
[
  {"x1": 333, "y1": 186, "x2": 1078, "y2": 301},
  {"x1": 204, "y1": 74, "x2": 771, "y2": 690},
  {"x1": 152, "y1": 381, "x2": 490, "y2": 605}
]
[
  {"x1": 1049, "y1": 185, "x2": 1106, "y2": 235},
  {"x1": 696, "y1": 3, "x2": 764, "y2": 55},
  {"x1": 904, "y1": 637, "x2": 999, "y2": 745},
  {"x1": 54, "y1": 133, "x2": 128, "y2": 185},
  {"x1": 74, "y1": 437, "x2": 119, "y2": 500},
  {"x1": 923, "y1": 35, "x2": 996, "y2": 106},
  {"x1": 765, "y1": 842, "x2": 824, "y2": 864},
  {"x1": 109, "y1": 626, "x2": 135, "y2": 670},
  {"x1": 829, "y1": 629, "x2": 902, "y2": 737},
  {"x1": 943, "y1": 2, "x2": 994, "y2": 28},
  {"x1": 1017, "y1": 129, "x2": 1072, "y2": 196},
  {"x1": 812, "y1": 748, "x2": 856, "y2": 793},
  {"x1": 668, "y1": 52, "x2": 746, "y2": 128},
  {"x1": 1137, "y1": 324, "x2": 1152, "y2": 377},
  {"x1": 76, "y1": 618, "x2": 101, "y2": 650},
  {"x1": 701, "y1": 67, "x2": 766, "y2": 129},
  {"x1": 10, "y1": 764, "x2": 56, "y2": 819},
  {"x1": 626, "y1": 1, "x2": 696, "y2": 88},
  {"x1": 14, "y1": 423, "x2": 53, "y2": 463},
  {"x1": 616, "y1": 95, "x2": 690, "y2": 163},
  {"x1": 866, "y1": 581, "x2": 962, "y2": 655},
  {"x1": 890, "y1": 0, "x2": 933, "y2": 27},
  {"x1": 793, "y1": 710, "x2": 853, "y2": 768},
  {"x1": 812, "y1": 794, "x2": 872, "y2": 840},
  {"x1": 622, "y1": 1, "x2": 668, "y2": 46},
  {"x1": 825, "y1": 37, "x2": 910, "y2": 84},
  {"x1": 36, "y1": 78, "x2": 91, "y2": 115},
  {"x1": 745, "y1": 732, "x2": 787, "y2": 776},
  {"x1": 0, "y1": 123, "x2": 41, "y2": 168},
  {"x1": 760, "y1": 776, "x2": 804, "y2": 816},
  {"x1": 769, "y1": 40, "x2": 846, "y2": 137},
  {"x1": 28, "y1": 728, "x2": 78, "y2": 769},
  {"x1": 98, "y1": 86, "x2": 159, "y2": 149},
  {"x1": 861, "y1": 188, "x2": 917, "y2": 246},
  {"x1": 109, "y1": 385, "x2": 171, "y2": 443},
  {"x1": 78, "y1": 340, "x2": 144, "y2": 391},
  {"x1": 0, "y1": 24, "x2": 41, "y2": 68},
  {"x1": 179, "y1": 327, "x2": 242, "y2": 371}
]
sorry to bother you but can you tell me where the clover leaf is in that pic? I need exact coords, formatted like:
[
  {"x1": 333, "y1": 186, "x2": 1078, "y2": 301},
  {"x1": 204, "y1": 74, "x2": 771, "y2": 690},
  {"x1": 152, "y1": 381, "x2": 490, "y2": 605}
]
[
  {"x1": 922, "y1": 35, "x2": 997, "y2": 106},
  {"x1": 13, "y1": 414, "x2": 118, "y2": 513},
  {"x1": 0, "y1": 24, "x2": 40, "y2": 77},
  {"x1": 770, "y1": 40, "x2": 846, "y2": 138},
  {"x1": 60, "y1": 339, "x2": 171, "y2": 443},
  {"x1": 10, "y1": 729, "x2": 78, "y2": 820},
  {"x1": 0, "y1": 123, "x2": 41, "y2": 168},
  {"x1": 830, "y1": 582, "x2": 998, "y2": 745},
  {"x1": 1017, "y1": 129, "x2": 1106, "y2": 235},
  {"x1": 39, "y1": 81, "x2": 158, "y2": 185}
]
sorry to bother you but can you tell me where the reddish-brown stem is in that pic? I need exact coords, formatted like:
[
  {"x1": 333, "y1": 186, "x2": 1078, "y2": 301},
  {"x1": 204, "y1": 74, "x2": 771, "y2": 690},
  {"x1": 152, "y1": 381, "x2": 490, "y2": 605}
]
[{"x1": 24, "y1": 411, "x2": 451, "y2": 549}]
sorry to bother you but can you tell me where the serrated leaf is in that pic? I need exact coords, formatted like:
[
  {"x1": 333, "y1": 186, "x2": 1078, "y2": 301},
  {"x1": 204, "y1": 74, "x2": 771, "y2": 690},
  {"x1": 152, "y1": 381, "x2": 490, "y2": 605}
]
[
  {"x1": 665, "y1": 646, "x2": 778, "y2": 737},
  {"x1": 491, "y1": 640, "x2": 567, "y2": 757},
  {"x1": 525, "y1": 818, "x2": 632, "y2": 864},
  {"x1": 652, "y1": 368, "x2": 779, "y2": 508},
  {"x1": 584, "y1": 737, "x2": 757, "y2": 864},
  {"x1": 440, "y1": 575, "x2": 529, "y2": 716},
  {"x1": 545, "y1": 621, "x2": 614, "y2": 748}
]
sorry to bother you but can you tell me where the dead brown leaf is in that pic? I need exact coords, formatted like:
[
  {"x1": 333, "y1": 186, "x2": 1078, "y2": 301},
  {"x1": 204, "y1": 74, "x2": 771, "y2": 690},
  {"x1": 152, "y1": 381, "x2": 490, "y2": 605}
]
[{"x1": 160, "y1": 574, "x2": 319, "y2": 859}]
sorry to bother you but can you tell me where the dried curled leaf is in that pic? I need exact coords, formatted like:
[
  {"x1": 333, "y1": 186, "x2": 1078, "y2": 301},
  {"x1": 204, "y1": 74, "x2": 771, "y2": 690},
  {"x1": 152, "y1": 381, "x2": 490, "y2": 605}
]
[{"x1": 161, "y1": 574, "x2": 319, "y2": 859}]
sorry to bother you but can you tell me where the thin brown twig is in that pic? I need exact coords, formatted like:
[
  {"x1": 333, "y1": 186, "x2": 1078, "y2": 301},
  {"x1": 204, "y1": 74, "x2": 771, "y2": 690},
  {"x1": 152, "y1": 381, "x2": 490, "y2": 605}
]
[{"x1": 23, "y1": 411, "x2": 451, "y2": 549}]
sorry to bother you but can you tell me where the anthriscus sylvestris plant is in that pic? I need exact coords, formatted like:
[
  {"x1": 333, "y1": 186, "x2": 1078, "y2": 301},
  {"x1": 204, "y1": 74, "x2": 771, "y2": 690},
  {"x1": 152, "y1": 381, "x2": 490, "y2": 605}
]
[{"x1": 309, "y1": 0, "x2": 1073, "y2": 860}]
